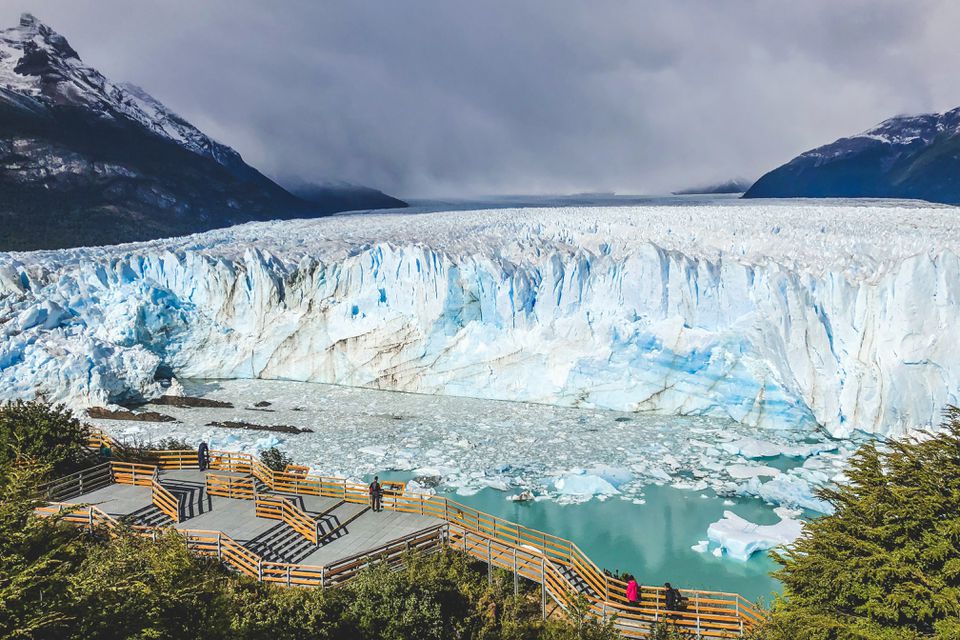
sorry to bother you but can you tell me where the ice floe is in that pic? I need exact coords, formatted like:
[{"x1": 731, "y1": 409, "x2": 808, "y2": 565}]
[{"x1": 707, "y1": 507, "x2": 804, "y2": 561}]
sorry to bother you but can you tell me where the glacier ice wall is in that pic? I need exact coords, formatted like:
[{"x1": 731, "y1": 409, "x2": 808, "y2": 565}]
[{"x1": 2, "y1": 204, "x2": 959, "y2": 438}]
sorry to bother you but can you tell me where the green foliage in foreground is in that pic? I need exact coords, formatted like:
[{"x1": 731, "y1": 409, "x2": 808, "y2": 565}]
[
  {"x1": 0, "y1": 400, "x2": 91, "y2": 476},
  {"x1": 758, "y1": 408, "x2": 960, "y2": 640},
  {"x1": 259, "y1": 446, "x2": 294, "y2": 472}
]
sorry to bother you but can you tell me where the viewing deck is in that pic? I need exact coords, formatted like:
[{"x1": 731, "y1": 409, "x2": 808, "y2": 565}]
[{"x1": 36, "y1": 433, "x2": 764, "y2": 637}]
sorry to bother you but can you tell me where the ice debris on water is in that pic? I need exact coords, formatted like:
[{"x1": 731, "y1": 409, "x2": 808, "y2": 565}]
[
  {"x1": 84, "y1": 379, "x2": 858, "y2": 514},
  {"x1": 707, "y1": 507, "x2": 804, "y2": 561}
]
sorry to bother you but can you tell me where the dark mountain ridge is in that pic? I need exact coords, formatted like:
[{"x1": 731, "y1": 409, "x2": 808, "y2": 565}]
[
  {"x1": 0, "y1": 14, "x2": 405, "y2": 251},
  {"x1": 745, "y1": 107, "x2": 960, "y2": 204}
]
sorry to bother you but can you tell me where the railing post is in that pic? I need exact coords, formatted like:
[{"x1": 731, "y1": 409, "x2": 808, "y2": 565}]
[
  {"x1": 463, "y1": 530, "x2": 468, "y2": 552},
  {"x1": 737, "y1": 598, "x2": 743, "y2": 636},
  {"x1": 487, "y1": 538, "x2": 493, "y2": 585},
  {"x1": 286, "y1": 566, "x2": 292, "y2": 587},
  {"x1": 541, "y1": 556, "x2": 547, "y2": 620},
  {"x1": 513, "y1": 548, "x2": 519, "y2": 596},
  {"x1": 696, "y1": 592, "x2": 701, "y2": 637},
  {"x1": 257, "y1": 558, "x2": 263, "y2": 582},
  {"x1": 321, "y1": 566, "x2": 326, "y2": 588},
  {"x1": 88, "y1": 507, "x2": 94, "y2": 534},
  {"x1": 217, "y1": 532, "x2": 222, "y2": 560}
]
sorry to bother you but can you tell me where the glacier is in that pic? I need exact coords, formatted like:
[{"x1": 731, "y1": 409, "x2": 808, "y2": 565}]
[{"x1": 2, "y1": 201, "x2": 960, "y2": 438}]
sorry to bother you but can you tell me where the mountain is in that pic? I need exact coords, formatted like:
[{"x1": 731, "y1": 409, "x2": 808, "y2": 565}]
[
  {"x1": 672, "y1": 179, "x2": 752, "y2": 195},
  {"x1": 286, "y1": 181, "x2": 407, "y2": 212},
  {"x1": 744, "y1": 108, "x2": 960, "y2": 204},
  {"x1": 0, "y1": 14, "x2": 405, "y2": 251}
]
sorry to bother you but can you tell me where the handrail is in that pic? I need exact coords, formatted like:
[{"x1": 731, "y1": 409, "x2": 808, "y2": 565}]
[
  {"x1": 254, "y1": 494, "x2": 318, "y2": 544},
  {"x1": 38, "y1": 462, "x2": 112, "y2": 501},
  {"x1": 151, "y1": 474, "x2": 181, "y2": 523},
  {"x1": 322, "y1": 524, "x2": 448, "y2": 586},
  {"x1": 110, "y1": 461, "x2": 156, "y2": 486},
  {"x1": 205, "y1": 473, "x2": 256, "y2": 500}
]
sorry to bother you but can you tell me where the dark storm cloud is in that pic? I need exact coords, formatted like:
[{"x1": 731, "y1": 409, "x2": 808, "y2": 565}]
[{"x1": 3, "y1": 1, "x2": 959, "y2": 197}]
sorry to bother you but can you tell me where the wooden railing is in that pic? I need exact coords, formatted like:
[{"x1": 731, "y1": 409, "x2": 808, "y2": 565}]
[
  {"x1": 152, "y1": 449, "x2": 199, "y2": 469},
  {"x1": 36, "y1": 503, "x2": 121, "y2": 535},
  {"x1": 322, "y1": 524, "x2": 448, "y2": 586},
  {"x1": 254, "y1": 494, "x2": 318, "y2": 544},
  {"x1": 78, "y1": 436, "x2": 762, "y2": 634},
  {"x1": 151, "y1": 474, "x2": 181, "y2": 523},
  {"x1": 209, "y1": 452, "x2": 253, "y2": 474},
  {"x1": 39, "y1": 462, "x2": 112, "y2": 501},
  {"x1": 110, "y1": 461, "x2": 156, "y2": 486},
  {"x1": 206, "y1": 472, "x2": 256, "y2": 499}
]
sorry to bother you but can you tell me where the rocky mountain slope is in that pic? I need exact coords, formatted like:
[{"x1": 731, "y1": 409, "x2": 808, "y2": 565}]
[
  {"x1": 745, "y1": 107, "x2": 960, "y2": 204},
  {"x1": 0, "y1": 14, "x2": 405, "y2": 251}
]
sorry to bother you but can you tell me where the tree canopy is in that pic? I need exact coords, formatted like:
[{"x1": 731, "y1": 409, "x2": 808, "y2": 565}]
[{"x1": 765, "y1": 408, "x2": 960, "y2": 640}]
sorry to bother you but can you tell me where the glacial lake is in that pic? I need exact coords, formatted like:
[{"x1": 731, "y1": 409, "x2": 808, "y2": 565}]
[
  {"x1": 88, "y1": 378, "x2": 844, "y2": 602},
  {"x1": 370, "y1": 473, "x2": 785, "y2": 602}
]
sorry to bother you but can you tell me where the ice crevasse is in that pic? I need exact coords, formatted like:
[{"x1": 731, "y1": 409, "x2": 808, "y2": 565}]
[{"x1": 1, "y1": 204, "x2": 958, "y2": 438}]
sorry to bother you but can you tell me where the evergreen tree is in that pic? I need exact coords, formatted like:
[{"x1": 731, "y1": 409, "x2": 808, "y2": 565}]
[
  {"x1": 766, "y1": 408, "x2": 960, "y2": 639},
  {"x1": 0, "y1": 400, "x2": 91, "y2": 476}
]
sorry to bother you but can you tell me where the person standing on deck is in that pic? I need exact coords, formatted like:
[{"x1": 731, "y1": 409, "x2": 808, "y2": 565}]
[
  {"x1": 664, "y1": 582, "x2": 683, "y2": 611},
  {"x1": 198, "y1": 441, "x2": 209, "y2": 471},
  {"x1": 369, "y1": 476, "x2": 383, "y2": 512},
  {"x1": 99, "y1": 442, "x2": 112, "y2": 462},
  {"x1": 626, "y1": 577, "x2": 640, "y2": 606}
]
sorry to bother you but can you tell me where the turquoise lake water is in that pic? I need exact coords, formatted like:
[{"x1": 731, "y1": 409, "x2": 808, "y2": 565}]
[{"x1": 371, "y1": 471, "x2": 787, "y2": 603}]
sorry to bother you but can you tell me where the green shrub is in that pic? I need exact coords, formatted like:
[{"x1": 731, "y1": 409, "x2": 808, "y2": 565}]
[
  {"x1": 67, "y1": 529, "x2": 232, "y2": 640},
  {"x1": 259, "y1": 447, "x2": 293, "y2": 472},
  {"x1": 0, "y1": 400, "x2": 92, "y2": 476},
  {"x1": 0, "y1": 464, "x2": 88, "y2": 639}
]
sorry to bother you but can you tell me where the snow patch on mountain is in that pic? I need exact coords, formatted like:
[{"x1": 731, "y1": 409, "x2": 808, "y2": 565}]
[{"x1": 0, "y1": 13, "x2": 239, "y2": 167}]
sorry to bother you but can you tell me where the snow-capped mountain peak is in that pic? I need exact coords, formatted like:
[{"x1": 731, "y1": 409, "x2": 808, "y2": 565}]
[
  {"x1": 745, "y1": 104, "x2": 960, "y2": 204},
  {"x1": 0, "y1": 12, "x2": 238, "y2": 168}
]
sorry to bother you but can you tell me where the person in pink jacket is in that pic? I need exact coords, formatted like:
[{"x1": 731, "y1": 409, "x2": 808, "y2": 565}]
[{"x1": 626, "y1": 577, "x2": 640, "y2": 606}]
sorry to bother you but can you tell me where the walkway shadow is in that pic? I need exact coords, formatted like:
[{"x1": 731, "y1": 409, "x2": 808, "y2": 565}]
[
  {"x1": 246, "y1": 522, "x2": 318, "y2": 564},
  {"x1": 161, "y1": 479, "x2": 211, "y2": 521}
]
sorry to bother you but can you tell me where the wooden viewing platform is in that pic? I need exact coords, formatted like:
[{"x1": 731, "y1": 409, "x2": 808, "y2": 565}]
[{"x1": 35, "y1": 431, "x2": 763, "y2": 637}]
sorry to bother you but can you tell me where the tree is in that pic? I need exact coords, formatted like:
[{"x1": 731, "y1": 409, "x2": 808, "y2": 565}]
[
  {"x1": 765, "y1": 408, "x2": 960, "y2": 639},
  {"x1": 0, "y1": 464, "x2": 87, "y2": 639},
  {"x1": 67, "y1": 529, "x2": 233, "y2": 640},
  {"x1": 0, "y1": 401, "x2": 92, "y2": 476},
  {"x1": 259, "y1": 447, "x2": 293, "y2": 472}
]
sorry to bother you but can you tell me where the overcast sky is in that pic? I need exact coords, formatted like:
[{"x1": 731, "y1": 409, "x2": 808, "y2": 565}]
[{"x1": 3, "y1": 1, "x2": 959, "y2": 198}]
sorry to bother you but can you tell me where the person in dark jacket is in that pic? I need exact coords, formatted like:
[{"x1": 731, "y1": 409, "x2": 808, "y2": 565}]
[
  {"x1": 198, "y1": 441, "x2": 209, "y2": 471},
  {"x1": 664, "y1": 582, "x2": 678, "y2": 610},
  {"x1": 99, "y1": 442, "x2": 112, "y2": 462},
  {"x1": 369, "y1": 476, "x2": 383, "y2": 512}
]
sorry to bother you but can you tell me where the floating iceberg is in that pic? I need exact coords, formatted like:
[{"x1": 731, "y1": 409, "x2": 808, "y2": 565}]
[
  {"x1": 707, "y1": 507, "x2": 804, "y2": 561},
  {"x1": 554, "y1": 472, "x2": 620, "y2": 499}
]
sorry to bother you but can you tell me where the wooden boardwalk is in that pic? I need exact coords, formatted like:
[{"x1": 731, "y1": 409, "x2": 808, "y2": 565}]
[
  {"x1": 49, "y1": 466, "x2": 443, "y2": 567},
  {"x1": 36, "y1": 434, "x2": 764, "y2": 638}
]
